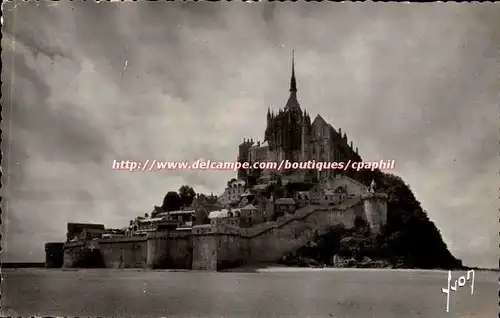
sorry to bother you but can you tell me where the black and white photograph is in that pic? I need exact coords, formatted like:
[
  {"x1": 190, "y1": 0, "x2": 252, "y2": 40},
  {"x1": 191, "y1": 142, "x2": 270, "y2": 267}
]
[{"x1": 2, "y1": 1, "x2": 499, "y2": 317}]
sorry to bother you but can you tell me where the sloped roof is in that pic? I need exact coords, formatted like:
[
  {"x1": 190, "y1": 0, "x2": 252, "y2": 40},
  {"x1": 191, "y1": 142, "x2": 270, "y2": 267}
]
[
  {"x1": 208, "y1": 209, "x2": 229, "y2": 219},
  {"x1": 209, "y1": 208, "x2": 243, "y2": 219},
  {"x1": 228, "y1": 179, "x2": 246, "y2": 187},
  {"x1": 156, "y1": 210, "x2": 194, "y2": 218},
  {"x1": 312, "y1": 114, "x2": 326, "y2": 126},
  {"x1": 169, "y1": 210, "x2": 195, "y2": 215},
  {"x1": 285, "y1": 93, "x2": 300, "y2": 110},
  {"x1": 275, "y1": 198, "x2": 295, "y2": 205},
  {"x1": 241, "y1": 189, "x2": 253, "y2": 197},
  {"x1": 241, "y1": 204, "x2": 257, "y2": 211},
  {"x1": 252, "y1": 184, "x2": 268, "y2": 190},
  {"x1": 138, "y1": 217, "x2": 165, "y2": 223}
]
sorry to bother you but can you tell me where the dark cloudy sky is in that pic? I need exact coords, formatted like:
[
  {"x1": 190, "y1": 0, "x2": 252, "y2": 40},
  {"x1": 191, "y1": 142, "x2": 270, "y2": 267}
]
[{"x1": 2, "y1": 2, "x2": 498, "y2": 268}]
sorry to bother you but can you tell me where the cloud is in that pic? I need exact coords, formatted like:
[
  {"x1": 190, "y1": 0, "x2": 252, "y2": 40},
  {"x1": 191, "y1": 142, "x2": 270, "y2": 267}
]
[{"x1": 2, "y1": 2, "x2": 498, "y2": 268}]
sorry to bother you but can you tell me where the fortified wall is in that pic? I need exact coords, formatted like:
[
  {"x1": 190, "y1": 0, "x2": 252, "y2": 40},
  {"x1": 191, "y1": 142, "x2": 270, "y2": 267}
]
[
  {"x1": 60, "y1": 193, "x2": 387, "y2": 271},
  {"x1": 45, "y1": 242, "x2": 65, "y2": 268},
  {"x1": 62, "y1": 231, "x2": 192, "y2": 269},
  {"x1": 362, "y1": 193, "x2": 388, "y2": 235},
  {"x1": 63, "y1": 237, "x2": 147, "y2": 268},
  {"x1": 191, "y1": 193, "x2": 385, "y2": 270}
]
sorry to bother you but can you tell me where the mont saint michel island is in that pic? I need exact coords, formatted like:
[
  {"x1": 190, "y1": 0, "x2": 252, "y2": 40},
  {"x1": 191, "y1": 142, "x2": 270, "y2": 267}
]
[{"x1": 45, "y1": 56, "x2": 462, "y2": 272}]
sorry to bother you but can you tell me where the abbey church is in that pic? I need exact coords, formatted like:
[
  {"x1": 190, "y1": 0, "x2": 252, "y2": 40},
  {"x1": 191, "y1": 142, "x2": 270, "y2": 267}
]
[{"x1": 237, "y1": 52, "x2": 362, "y2": 184}]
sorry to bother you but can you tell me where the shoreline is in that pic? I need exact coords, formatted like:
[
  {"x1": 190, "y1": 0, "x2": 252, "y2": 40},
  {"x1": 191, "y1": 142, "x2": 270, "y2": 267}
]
[{"x1": 4, "y1": 264, "x2": 495, "y2": 273}]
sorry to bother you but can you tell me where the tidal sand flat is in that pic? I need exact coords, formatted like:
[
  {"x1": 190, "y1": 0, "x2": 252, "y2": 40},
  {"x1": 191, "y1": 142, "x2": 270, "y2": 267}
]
[{"x1": 2, "y1": 268, "x2": 496, "y2": 317}]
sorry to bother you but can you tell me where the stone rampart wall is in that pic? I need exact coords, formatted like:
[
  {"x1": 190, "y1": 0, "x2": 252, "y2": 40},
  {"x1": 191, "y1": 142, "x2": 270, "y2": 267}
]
[
  {"x1": 146, "y1": 231, "x2": 193, "y2": 269},
  {"x1": 45, "y1": 242, "x2": 65, "y2": 268},
  {"x1": 63, "y1": 241, "x2": 85, "y2": 268},
  {"x1": 191, "y1": 197, "x2": 368, "y2": 270},
  {"x1": 192, "y1": 234, "x2": 218, "y2": 270},
  {"x1": 99, "y1": 238, "x2": 148, "y2": 268},
  {"x1": 63, "y1": 194, "x2": 387, "y2": 271},
  {"x1": 247, "y1": 200, "x2": 364, "y2": 263}
]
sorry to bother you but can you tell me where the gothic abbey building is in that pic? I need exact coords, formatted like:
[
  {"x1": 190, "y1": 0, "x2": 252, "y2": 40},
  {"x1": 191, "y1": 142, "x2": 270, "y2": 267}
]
[{"x1": 237, "y1": 53, "x2": 362, "y2": 184}]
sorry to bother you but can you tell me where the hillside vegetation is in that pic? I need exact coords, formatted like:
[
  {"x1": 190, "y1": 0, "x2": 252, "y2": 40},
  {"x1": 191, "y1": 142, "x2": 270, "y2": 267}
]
[{"x1": 280, "y1": 171, "x2": 463, "y2": 269}]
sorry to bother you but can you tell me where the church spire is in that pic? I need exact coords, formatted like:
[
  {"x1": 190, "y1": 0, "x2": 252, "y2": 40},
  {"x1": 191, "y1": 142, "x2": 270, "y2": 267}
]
[
  {"x1": 290, "y1": 50, "x2": 297, "y2": 93},
  {"x1": 285, "y1": 50, "x2": 300, "y2": 111}
]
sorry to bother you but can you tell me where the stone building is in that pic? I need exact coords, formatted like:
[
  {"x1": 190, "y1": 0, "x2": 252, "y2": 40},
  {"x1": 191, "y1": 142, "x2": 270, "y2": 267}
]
[
  {"x1": 157, "y1": 210, "x2": 195, "y2": 226},
  {"x1": 127, "y1": 212, "x2": 191, "y2": 236},
  {"x1": 274, "y1": 197, "x2": 297, "y2": 216},
  {"x1": 66, "y1": 223, "x2": 105, "y2": 242},
  {"x1": 217, "y1": 179, "x2": 246, "y2": 206},
  {"x1": 237, "y1": 52, "x2": 362, "y2": 183},
  {"x1": 208, "y1": 209, "x2": 243, "y2": 227},
  {"x1": 240, "y1": 203, "x2": 259, "y2": 224}
]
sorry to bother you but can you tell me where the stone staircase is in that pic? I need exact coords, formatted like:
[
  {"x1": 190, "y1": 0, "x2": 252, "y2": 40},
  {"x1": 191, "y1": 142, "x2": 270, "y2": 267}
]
[{"x1": 241, "y1": 197, "x2": 364, "y2": 263}]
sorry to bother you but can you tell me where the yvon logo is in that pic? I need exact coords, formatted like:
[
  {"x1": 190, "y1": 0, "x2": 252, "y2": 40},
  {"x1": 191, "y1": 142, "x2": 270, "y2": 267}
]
[{"x1": 441, "y1": 270, "x2": 475, "y2": 313}]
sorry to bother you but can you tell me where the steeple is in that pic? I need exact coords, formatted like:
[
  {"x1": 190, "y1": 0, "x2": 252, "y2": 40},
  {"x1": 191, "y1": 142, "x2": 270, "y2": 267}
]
[
  {"x1": 285, "y1": 50, "x2": 301, "y2": 111},
  {"x1": 290, "y1": 50, "x2": 297, "y2": 93}
]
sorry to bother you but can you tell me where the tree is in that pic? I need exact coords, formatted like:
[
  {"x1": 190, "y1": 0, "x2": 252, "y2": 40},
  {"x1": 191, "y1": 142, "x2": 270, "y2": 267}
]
[
  {"x1": 375, "y1": 172, "x2": 463, "y2": 269},
  {"x1": 246, "y1": 175, "x2": 258, "y2": 188},
  {"x1": 162, "y1": 191, "x2": 182, "y2": 211},
  {"x1": 311, "y1": 172, "x2": 318, "y2": 184},
  {"x1": 178, "y1": 185, "x2": 196, "y2": 207},
  {"x1": 144, "y1": 213, "x2": 149, "y2": 218},
  {"x1": 275, "y1": 171, "x2": 463, "y2": 270},
  {"x1": 207, "y1": 193, "x2": 218, "y2": 204},
  {"x1": 274, "y1": 187, "x2": 285, "y2": 198},
  {"x1": 151, "y1": 205, "x2": 164, "y2": 218},
  {"x1": 276, "y1": 176, "x2": 283, "y2": 188},
  {"x1": 250, "y1": 167, "x2": 262, "y2": 184},
  {"x1": 285, "y1": 182, "x2": 313, "y2": 197},
  {"x1": 229, "y1": 200, "x2": 240, "y2": 208},
  {"x1": 273, "y1": 177, "x2": 285, "y2": 198}
]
